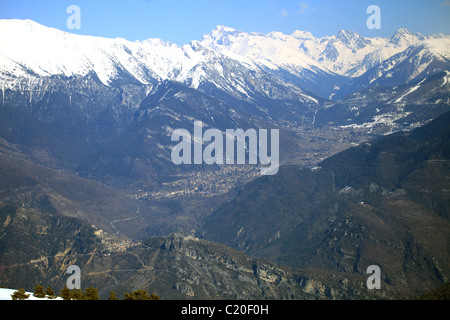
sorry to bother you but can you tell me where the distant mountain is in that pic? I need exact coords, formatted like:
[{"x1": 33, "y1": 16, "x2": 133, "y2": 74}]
[
  {"x1": 203, "y1": 111, "x2": 450, "y2": 298},
  {"x1": 0, "y1": 19, "x2": 447, "y2": 146},
  {"x1": 0, "y1": 19, "x2": 448, "y2": 142},
  {"x1": 2, "y1": 19, "x2": 448, "y2": 99},
  {"x1": 199, "y1": 25, "x2": 348, "y2": 99},
  {"x1": 315, "y1": 70, "x2": 450, "y2": 131},
  {"x1": 0, "y1": 19, "x2": 323, "y2": 104},
  {"x1": 335, "y1": 37, "x2": 450, "y2": 99}
]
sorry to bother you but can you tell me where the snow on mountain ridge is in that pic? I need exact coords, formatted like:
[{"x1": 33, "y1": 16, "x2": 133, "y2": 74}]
[
  {"x1": 200, "y1": 24, "x2": 447, "y2": 78},
  {"x1": 1, "y1": 19, "x2": 448, "y2": 92},
  {"x1": 0, "y1": 20, "x2": 273, "y2": 90},
  {"x1": 388, "y1": 28, "x2": 426, "y2": 46},
  {"x1": 0, "y1": 19, "x2": 189, "y2": 85},
  {"x1": 0, "y1": 288, "x2": 62, "y2": 300},
  {"x1": 201, "y1": 25, "x2": 330, "y2": 73}
]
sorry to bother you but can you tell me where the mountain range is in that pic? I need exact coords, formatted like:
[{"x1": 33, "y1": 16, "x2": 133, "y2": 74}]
[
  {"x1": 0, "y1": 19, "x2": 449, "y2": 300},
  {"x1": 2, "y1": 20, "x2": 448, "y2": 93}
]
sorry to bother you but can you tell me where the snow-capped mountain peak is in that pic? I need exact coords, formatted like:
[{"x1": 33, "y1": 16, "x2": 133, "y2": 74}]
[
  {"x1": 200, "y1": 25, "x2": 329, "y2": 73},
  {"x1": 210, "y1": 25, "x2": 239, "y2": 36},
  {"x1": 389, "y1": 28, "x2": 426, "y2": 46},
  {"x1": 0, "y1": 18, "x2": 448, "y2": 103},
  {"x1": 0, "y1": 19, "x2": 221, "y2": 87},
  {"x1": 336, "y1": 29, "x2": 373, "y2": 49},
  {"x1": 290, "y1": 30, "x2": 315, "y2": 40},
  {"x1": 0, "y1": 18, "x2": 164, "y2": 85}
]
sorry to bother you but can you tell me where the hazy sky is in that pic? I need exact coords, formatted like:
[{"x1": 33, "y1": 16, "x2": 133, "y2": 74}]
[{"x1": 1, "y1": 0, "x2": 449, "y2": 45}]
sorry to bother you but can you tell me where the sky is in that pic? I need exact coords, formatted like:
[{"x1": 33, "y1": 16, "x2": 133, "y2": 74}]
[{"x1": 0, "y1": 0, "x2": 449, "y2": 45}]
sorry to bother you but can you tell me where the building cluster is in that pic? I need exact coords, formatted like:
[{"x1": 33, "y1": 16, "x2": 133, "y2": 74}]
[
  {"x1": 134, "y1": 165, "x2": 259, "y2": 200},
  {"x1": 93, "y1": 228, "x2": 135, "y2": 254}
]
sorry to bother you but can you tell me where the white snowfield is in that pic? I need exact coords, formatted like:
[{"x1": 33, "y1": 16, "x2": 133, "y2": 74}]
[
  {"x1": 0, "y1": 288, "x2": 63, "y2": 300},
  {"x1": 0, "y1": 19, "x2": 448, "y2": 88}
]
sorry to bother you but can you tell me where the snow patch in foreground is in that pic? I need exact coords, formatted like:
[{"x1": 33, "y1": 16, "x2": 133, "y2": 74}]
[{"x1": 0, "y1": 288, "x2": 62, "y2": 300}]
